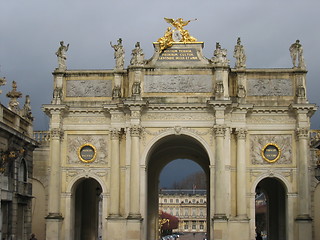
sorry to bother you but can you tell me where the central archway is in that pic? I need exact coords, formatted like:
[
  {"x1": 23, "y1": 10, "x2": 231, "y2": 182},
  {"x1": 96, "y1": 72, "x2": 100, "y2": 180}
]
[{"x1": 146, "y1": 134, "x2": 211, "y2": 240}]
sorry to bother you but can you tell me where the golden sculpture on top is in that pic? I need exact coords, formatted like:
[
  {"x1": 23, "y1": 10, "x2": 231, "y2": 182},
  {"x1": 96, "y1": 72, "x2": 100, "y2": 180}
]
[{"x1": 157, "y1": 18, "x2": 198, "y2": 51}]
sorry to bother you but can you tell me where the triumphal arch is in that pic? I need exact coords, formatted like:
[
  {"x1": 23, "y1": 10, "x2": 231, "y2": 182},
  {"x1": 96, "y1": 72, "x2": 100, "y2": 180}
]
[{"x1": 37, "y1": 18, "x2": 317, "y2": 240}]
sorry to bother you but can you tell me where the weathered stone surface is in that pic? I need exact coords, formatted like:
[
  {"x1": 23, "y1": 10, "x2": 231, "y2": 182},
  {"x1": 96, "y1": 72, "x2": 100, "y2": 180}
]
[
  {"x1": 247, "y1": 78, "x2": 293, "y2": 96},
  {"x1": 144, "y1": 74, "x2": 212, "y2": 93},
  {"x1": 66, "y1": 80, "x2": 112, "y2": 97}
]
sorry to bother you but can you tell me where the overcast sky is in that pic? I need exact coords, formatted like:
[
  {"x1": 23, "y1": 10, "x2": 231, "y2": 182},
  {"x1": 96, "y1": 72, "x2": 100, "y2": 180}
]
[{"x1": 1, "y1": 0, "x2": 320, "y2": 130}]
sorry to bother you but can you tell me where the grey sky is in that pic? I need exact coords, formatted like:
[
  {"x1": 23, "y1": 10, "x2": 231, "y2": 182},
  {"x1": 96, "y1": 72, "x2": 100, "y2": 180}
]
[{"x1": 1, "y1": 0, "x2": 320, "y2": 130}]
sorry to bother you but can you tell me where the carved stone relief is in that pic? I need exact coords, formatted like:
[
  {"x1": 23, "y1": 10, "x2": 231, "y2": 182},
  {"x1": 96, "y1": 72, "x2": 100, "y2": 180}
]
[
  {"x1": 67, "y1": 134, "x2": 108, "y2": 164},
  {"x1": 247, "y1": 115, "x2": 295, "y2": 124},
  {"x1": 64, "y1": 117, "x2": 108, "y2": 125},
  {"x1": 250, "y1": 134, "x2": 292, "y2": 164},
  {"x1": 65, "y1": 168, "x2": 109, "y2": 186},
  {"x1": 66, "y1": 80, "x2": 112, "y2": 97},
  {"x1": 144, "y1": 75, "x2": 212, "y2": 93},
  {"x1": 247, "y1": 79, "x2": 293, "y2": 96},
  {"x1": 142, "y1": 112, "x2": 214, "y2": 121}
]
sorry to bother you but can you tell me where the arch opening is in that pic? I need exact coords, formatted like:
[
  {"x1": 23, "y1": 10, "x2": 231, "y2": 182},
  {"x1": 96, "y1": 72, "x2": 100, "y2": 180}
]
[
  {"x1": 72, "y1": 178, "x2": 103, "y2": 240},
  {"x1": 146, "y1": 135, "x2": 210, "y2": 240},
  {"x1": 255, "y1": 178, "x2": 287, "y2": 240}
]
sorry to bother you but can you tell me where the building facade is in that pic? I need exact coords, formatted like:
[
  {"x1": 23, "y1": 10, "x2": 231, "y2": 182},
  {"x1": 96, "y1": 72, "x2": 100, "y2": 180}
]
[
  {"x1": 0, "y1": 80, "x2": 37, "y2": 240},
  {"x1": 159, "y1": 189, "x2": 207, "y2": 234},
  {"x1": 32, "y1": 19, "x2": 318, "y2": 240}
]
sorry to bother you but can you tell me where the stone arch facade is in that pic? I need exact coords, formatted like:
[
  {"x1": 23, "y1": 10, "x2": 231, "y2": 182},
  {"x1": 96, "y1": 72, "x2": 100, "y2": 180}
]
[{"x1": 34, "y1": 33, "x2": 317, "y2": 240}]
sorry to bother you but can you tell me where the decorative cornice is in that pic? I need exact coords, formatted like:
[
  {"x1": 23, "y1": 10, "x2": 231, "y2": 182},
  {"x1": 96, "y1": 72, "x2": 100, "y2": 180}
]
[
  {"x1": 290, "y1": 103, "x2": 318, "y2": 117},
  {"x1": 42, "y1": 104, "x2": 69, "y2": 116}
]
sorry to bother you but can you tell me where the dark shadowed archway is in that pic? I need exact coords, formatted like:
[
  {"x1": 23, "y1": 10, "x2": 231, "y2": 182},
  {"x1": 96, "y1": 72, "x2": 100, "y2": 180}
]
[
  {"x1": 255, "y1": 178, "x2": 287, "y2": 240},
  {"x1": 72, "y1": 178, "x2": 103, "y2": 240}
]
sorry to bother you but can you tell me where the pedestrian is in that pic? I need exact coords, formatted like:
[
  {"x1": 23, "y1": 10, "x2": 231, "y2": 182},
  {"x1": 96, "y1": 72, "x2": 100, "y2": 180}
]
[
  {"x1": 256, "y1": 231, "x2": 263, "y2": 240},
  {"x1": 30, "y1": 233, "x2": 38, "y2": 240}
]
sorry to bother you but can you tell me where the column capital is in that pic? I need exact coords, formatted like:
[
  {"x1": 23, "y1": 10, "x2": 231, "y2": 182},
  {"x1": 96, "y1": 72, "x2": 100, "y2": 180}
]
[
  {"x1": 130, "y1": 125, "x2": 141, "y2": 137},
  {"x1": 110, "y1": 128, "x2": 121, "y2": 140},
  {"x1": 50, "y1": 128, "x2": 63, "y2": 140},
  {"x1": 214, "y1": 125, "x2": 226, "y2": 137},
  {"x1": 296, "y1": 128, "x2": 309, "y2": 139},
  {"x1": 236, "y1": 128, "x2": 247, "y2": 139}
]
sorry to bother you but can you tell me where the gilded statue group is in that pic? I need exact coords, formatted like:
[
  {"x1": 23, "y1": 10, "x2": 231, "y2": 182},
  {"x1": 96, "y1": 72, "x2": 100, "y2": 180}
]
[{"x1": 157, "y1": 17, "x2": 197, "y2": 51}]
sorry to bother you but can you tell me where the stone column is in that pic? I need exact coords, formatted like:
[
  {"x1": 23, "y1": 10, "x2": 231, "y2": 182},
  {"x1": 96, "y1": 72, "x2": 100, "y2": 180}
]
[
  {"x1": 296, "y1": 128, "x2": 313, "y2": 240},
  {"x1": 46, "y1": 128, "x2": 63, "y2": 240},
  {"x1": 236, "y1": 128, "x2": 247, "y2": 217},
  {"x1": 296, "y1": 128, "x2": 311, "y2": 217},
  {"x1": 128, "y1": 125, "x2": 141, "y2": 218},
  {"x1": 214, "y1": 125, "x2": 227, "y2": 218},
  {"x1": 109, "y1": 129, "x2": 121, "y2": 217}
]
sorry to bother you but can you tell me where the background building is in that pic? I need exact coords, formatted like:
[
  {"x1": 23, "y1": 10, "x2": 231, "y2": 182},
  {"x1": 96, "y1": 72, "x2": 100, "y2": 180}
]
[
  {"x1": 0, "y1": 80, "x2": 37, "y2": 240},
  {"x1": 159, "y1": 189, "x2": 207, "y2": 237}
]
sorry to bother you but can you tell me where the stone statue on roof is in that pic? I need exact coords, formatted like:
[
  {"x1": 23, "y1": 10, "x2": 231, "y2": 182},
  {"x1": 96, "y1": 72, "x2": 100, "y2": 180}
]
[
  {"x1": 110, "y1": 38, "x2": 125, "y2": 69},
  {"x1": 233, "y1": 37, "x2": 246, "y2": 68},
  {"x1": 289, "y1": 40, "x2": 306, "y2": 69},
  {"x1": 56, "y1": 41, "x2": 69, "y2": 70},
  {"x1": 130, "y1": 42, "x2": 145, "y2": 66}
]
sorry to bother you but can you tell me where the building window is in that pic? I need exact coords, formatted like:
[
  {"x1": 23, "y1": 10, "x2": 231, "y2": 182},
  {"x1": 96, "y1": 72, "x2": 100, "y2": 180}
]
[
  {"x1": 184, "y1": 222, "x2": 189, "y2": 230},
  {"x1": 18, "y1": 159, "x2": 27, "y2": 182},
  {"x1": 185, "y1": 199, "x2": 188, "y2": 203},
  {"x1": 170, "y1": 199, "x2": 173, "y2": 203},
  {"x1": 192, "y1": 199, "x2": 196, "y2": 203},
  {"x1": 164, "y1": 199, "x2": 167, "y2": 203},
  {"x1": 200, "y1": 221, "x2": 204, "y2": 230},
  {"x1": 200, "y1": 199, "x2": 203, "y2": 203},
  {"x1": 192, "y1": 221, "x2": 196, "y2": 229},
  {"x1": 176, "y1": 199, "x2": 179, "y2": 203},
  {"x1": 185, "y1": 210, "x2": 188, "y2": 216}
]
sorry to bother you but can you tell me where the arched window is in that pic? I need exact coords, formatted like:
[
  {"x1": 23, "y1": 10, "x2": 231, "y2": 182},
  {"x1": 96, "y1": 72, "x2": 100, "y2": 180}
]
[{"x1": 18, "y1": 159, "x2": 27, "y2": 182}]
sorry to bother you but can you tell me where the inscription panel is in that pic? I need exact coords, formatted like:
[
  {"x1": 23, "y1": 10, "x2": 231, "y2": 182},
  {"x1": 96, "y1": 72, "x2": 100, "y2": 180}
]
[
  {"x1": 158, "y1": 48, "x2": 199, "y2": 61},
  {"x1": 67, "y1": 134, "x2": 108, "y2": 164},
  {"x1": 250, "y1": 134, "x2": 292, "y2": 165},
  {"x1": 247, "y1": 79, "x2": 293, "y2": 96},
  {"x1": 144, "y1": 75, "x2": 212, "y2": 93},
  {"x1": 66, "y1": 80, "x2": 112, "y2": 97}
]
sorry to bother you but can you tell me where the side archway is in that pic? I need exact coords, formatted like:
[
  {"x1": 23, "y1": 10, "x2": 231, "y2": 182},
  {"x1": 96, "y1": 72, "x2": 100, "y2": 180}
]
[
  {"x1": 254, "y1": 177, "x2": 287, "y2": 240},
  {"x1": 70, "y1": 177, "x2": 103, "y2": 240}
]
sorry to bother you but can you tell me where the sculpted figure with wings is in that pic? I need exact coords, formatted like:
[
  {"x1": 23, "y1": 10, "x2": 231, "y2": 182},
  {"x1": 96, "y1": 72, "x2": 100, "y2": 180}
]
[{"x1": 157, "y1": 18, "x2": 197, "y2": 51}]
